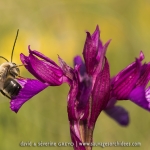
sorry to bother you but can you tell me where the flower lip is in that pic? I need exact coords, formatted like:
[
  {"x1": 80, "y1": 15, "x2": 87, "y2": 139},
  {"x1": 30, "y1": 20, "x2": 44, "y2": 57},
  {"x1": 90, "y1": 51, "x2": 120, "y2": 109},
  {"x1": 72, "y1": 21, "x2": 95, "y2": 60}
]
[
  {"x1": 129, "y1": 86, "x2": 150, "y2": 111},
  {"x1": 10, "y1": 78, "x2": 48, "y2": 113},
  {"x1": 105, "y1": 105, "x2": 129, "y2": 126}
]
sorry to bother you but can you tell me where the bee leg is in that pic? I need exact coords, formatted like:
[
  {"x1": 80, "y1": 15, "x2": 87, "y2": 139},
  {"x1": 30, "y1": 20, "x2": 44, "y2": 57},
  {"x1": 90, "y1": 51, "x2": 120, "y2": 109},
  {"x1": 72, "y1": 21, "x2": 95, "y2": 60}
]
[
  {"x1": 17, "y1": 76, "x2": 26, "y2": 79},
  {"x1": 0, "y1": 90, "x2": 11, "y2": 99}
]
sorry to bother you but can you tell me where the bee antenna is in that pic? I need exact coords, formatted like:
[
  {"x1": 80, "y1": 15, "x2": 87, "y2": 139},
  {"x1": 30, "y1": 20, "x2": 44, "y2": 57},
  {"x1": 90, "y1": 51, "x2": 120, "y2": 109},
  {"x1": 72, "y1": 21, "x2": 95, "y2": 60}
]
[
  {"x1": 0, "y1": 56, "x2": 9, "y2": 62},
  {"x1": 11, "y1": 29, "x2": 19, "y2": 62}
]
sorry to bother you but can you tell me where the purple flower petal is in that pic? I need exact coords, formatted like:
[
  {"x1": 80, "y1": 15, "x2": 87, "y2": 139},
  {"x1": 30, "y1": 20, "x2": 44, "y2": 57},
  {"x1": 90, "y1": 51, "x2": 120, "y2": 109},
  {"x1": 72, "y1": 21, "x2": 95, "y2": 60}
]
[
  {"x1": 77, "y1": 75, "x2": 92, "y2": 111},
  {"x1": 63, "y1": 62, "x2": 92, "y2": 120},
  {"x1": 111, "y1": 51, "x2": 144, "y2": 87},
  {"x1": 145, "y1": 86, "x2": 150, "y2": 103},
  {"x1": 129, "y1": 86, "x2": 150, "y2": 111},
  {"x1": 83, "y1": 25, "x2": 111, "y2": 77},
  {"x1": 10, "y1": 78, "x2": 48, "y2": 113},
  {"x1": 94, "y1": 39, "x2": 111, "y2": 77},
  {"x1": 136, "y1": 63, "x2": 150, "y2": 87},
  {"x1": 67, "y1": 71, "x2": 91, "y2": 121},
  {"x1": 29, "y1": 47, "x2": 61, "y2": 66},
  {"x1": 105, "y1": 97, "x2": 117, "y2": 109},
  {"x1": 76, "y1": 75, "x2": 92, "y2": 121},
  {"x1": 91, "y1": 25, "x2": 100, "y2": 46},
  {"x1": 112, "y1": 59, "x2": 141, "y2": 100},
  {"x1": 82, "y1": 26, "x2": 100, "y2": 75},
  {"x1": 89, "y1": 57, "x2": 110, "y2": 127},
  {"x1": 139, "y1": 51, "x2": 145, "y2": 61},
  {"x1": 66, "y1": 66, "x2": 80, "y2": 121},
  {"x1": 67, "y1": 79, "x2": 79, "y2": 121},
  {"x1": 58, "y1": 55, "x2": 75, "y2": 81},
  {"x1": 74, "y1": 56, "x2": 86, "y2": 76},
  {"x1": 58, "y1": 55, "x2": 90, "y2": 120},
  {"x1": 20, "y1": 46, "x2": 64, "y2": 86},
  {"x1": 105, "y1": 106, "x2": 129, "y2": 126}
]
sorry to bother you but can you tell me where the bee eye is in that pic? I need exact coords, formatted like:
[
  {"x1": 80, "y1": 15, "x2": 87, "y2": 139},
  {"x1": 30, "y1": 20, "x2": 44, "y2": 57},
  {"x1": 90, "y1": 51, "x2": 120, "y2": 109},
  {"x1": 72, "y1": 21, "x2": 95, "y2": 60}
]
[
  {"x1": 12, "y1": 63, "x2": 16, "y2": 66},
  {"x1": 16, "y1": 67, "x2": 20, "y2": 72}
]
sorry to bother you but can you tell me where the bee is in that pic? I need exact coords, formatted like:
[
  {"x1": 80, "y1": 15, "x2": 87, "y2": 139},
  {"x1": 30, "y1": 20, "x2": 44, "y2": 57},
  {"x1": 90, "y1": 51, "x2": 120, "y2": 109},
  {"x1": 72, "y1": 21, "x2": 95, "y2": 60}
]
[{"x1": 0, "y1": 29, "x2": 23, "y2": 99}]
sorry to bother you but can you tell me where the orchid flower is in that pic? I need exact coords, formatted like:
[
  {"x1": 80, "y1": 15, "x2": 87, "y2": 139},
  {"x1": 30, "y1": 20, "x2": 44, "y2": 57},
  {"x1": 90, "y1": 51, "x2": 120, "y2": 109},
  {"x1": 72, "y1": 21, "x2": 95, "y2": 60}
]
[
  {"x1": 58, "y1": 26, "x2": 110, "y2": 150},
  {"x1": 111, "y1": 51, "x2": 150, "y2": 111},
  {"x1": 10, "y1": 46, "x2": 66, "y2": 113}
]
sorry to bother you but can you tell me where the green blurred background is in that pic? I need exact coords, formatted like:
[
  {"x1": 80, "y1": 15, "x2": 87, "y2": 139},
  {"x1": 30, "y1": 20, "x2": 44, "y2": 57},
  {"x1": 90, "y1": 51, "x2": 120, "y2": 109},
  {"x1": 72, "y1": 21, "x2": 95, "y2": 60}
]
[{"x1": 0, "y1": 0, "x2": 149, "y2": 149}]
